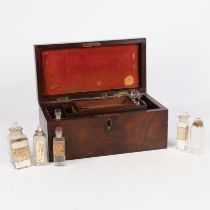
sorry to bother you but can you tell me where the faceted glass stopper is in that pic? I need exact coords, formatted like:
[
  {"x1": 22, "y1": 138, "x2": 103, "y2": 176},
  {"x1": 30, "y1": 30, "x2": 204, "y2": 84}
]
[
  {"x1": 9, "y1": 122, "x2": 23, "y2": 133},
  {"x1": 54, "y1": 109, "x2": 62, "y2": 120},
  {"x1": 130, "y1": 90, "x2": 141, "y2": 105},
  {"x1": 55, "y1": 127, "x2": 63, "y2": 138},
  {"x1": 178, "y1": 112, "x2": 189, "y2": 122}
]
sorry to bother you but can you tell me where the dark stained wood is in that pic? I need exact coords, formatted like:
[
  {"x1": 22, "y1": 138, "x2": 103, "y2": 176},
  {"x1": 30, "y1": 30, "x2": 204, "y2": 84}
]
[
  {"x1": 35, "y1": 38, "x2": 168, "y2": 162},
  {"x1": 39, "y1": 94, "x2": 168, "y2": 162}
]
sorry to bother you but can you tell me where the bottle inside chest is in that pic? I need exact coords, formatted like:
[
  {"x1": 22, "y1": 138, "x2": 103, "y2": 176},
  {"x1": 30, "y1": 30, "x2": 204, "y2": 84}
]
[{"x1": 43, "y1": 90, "x2": 161, "y2": 120}]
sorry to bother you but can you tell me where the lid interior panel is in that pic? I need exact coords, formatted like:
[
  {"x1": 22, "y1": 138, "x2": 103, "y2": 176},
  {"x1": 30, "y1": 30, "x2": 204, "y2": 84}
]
[{"x1": 41, "y1": 44, "x2": 140, "y2": 96}]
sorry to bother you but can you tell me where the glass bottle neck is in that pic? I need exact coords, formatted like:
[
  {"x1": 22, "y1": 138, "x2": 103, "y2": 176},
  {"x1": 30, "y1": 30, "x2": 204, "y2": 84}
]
[
  {"x1": 56, "y1": 133, "x2": 63, "y2": 138},
  {"x1": 179, "y1": 118, "x2": 188, "y2": 123},
  {"x1": 10, "y1": 131, "x2": 24, "y2": 139},
  {"x1": 178, "y1": 115, "x2": 189, "y2": 123}
]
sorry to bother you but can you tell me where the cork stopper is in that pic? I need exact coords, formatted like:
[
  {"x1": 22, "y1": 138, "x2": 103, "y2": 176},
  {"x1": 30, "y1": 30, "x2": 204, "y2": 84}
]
[
  {"x1": 193, "y1": 118, "x2": 204, "y2": 127},
  {"x1": 35, "y1": 126, "x2": 45, "y2": 135}
]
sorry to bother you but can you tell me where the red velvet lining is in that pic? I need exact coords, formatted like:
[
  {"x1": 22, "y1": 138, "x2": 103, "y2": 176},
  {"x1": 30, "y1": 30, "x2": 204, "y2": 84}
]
[{"x1": 42, "y1": 44, "x2": 139, "y2": 96}]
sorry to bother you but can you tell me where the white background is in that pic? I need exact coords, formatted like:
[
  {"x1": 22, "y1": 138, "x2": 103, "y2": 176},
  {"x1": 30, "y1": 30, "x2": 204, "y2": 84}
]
[{"x1": 0, "y1": 0, "x2": 210, "y2": 209}]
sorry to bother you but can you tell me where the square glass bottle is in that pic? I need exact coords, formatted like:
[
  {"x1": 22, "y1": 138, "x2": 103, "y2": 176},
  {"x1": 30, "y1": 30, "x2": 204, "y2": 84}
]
[
  {"x1": 188, "y1": 118, "x2": 205, "y2": 155},
  {"x1": 176, "y1": 112, "x2": 189, "y2": 151},
  {"x1": 8, "y1": 122, "x2": 32, "y2": 169},
  {"x1": 33, "y1": 126, "x2": 48, "y2": 166},
  {"x1": 53, "y1": 127, "x2": 65, "y2": 166}
]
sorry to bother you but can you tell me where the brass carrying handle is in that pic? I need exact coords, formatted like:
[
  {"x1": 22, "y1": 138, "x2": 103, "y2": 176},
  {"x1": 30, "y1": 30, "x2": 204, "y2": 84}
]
[{"x1": 106, "y1": 119, "x2": 113, "y2": 130}]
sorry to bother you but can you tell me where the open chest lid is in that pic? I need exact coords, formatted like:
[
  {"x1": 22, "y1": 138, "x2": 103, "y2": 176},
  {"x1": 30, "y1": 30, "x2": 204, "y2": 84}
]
[{"x1": 35, "y1": 38, "x2": 146, "y2": 103}]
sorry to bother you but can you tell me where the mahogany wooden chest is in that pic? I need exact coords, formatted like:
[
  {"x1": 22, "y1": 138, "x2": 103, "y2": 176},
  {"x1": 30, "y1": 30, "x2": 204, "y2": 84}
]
[{"x1": 35, "y1": 38, "x2": 168, "y2": 162}]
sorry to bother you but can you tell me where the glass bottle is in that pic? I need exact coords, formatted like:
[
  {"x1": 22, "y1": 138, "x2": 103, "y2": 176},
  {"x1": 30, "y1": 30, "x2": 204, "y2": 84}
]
[
  {"x1": 53, "y1": 127, "x2": 65, "y2": 166},
  {"x1": 176, "y1": 112, "x2": 189, "y2": 151},
  {"x1": 8, "y1": 122, "x2": 31, "y2": 169},
  {"x1": 189, "y1": 118, "x2": 205, "y2": 155},
  {"x1": 54, "y1": 109, "x2": 62, "y2": 120},
  {"x1": 33, "y1": 126, "x2": 48, "y2": 166}
]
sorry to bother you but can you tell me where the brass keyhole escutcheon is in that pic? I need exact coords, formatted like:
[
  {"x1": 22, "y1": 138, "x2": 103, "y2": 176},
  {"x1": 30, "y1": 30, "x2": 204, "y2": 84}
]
[{"x1": 106, "y1": 119, "x2": 113, "y2": 130}]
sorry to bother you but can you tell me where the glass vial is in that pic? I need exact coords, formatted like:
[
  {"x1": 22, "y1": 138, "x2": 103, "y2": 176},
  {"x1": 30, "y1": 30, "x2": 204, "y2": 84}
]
[
  {"x1": 8, "y1": 122, "x2": 31, "y2": 169},
  {"x1": 53, "y1": 127, "x2": 65, "y2": 166},
  {"x1": 189, "y1": 118, "x2": 205, "y2": 155},
  {"x1": 54, "y1": 109, "x2": 62, "y2": 120},
  {"x1": 176, "y1": 112, "x2": 189, "y2": 151},
  {"x1": 33, "y1": 126, "x2": 48, "y2": 166}
]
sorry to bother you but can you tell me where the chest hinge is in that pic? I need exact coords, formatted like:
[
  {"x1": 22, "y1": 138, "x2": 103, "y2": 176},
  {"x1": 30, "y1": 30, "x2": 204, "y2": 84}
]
[{"x1": 56, "y1": 96, "x2": 70, "y2": 103}]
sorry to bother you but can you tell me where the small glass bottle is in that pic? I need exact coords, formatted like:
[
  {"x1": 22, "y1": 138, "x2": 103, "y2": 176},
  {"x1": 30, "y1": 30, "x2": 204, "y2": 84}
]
[
  {"x1": 33, "y1": 126, "x2": 48, "y2": 166},
  {"x1": 53, "y1": 127, "x2": 65, "y2": 166},
  {"x1": 189, "y1": 118, "x2": 205, "y2": 155},
  {"x1": 8, "y1": 122, "x2": 31, "y2": 169},
  {"x1": 176, "y1": 112, "x2": 189, "y2": 151},
  {"x1": 54, "y1": 109, "x2": 62, "y2": 120}
]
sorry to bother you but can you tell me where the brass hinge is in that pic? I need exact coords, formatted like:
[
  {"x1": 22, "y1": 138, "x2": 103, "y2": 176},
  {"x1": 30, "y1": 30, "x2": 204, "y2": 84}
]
[
  {"x1": 118, "y1": 91, "x2": 129, "y2": 97},
  {"x1": 56, "y1": 96, "x2": 70, "y2": 103}
]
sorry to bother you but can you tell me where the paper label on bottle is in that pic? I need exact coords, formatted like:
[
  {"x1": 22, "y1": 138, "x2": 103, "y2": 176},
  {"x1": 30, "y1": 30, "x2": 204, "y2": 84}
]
[
  {"x1": 35, "y1": 140, "x2": 45, "y2": 164},
  {"x1": 53, "y1": 141, "x2": 65, "y2": 157},
  {"x1": 177, "y1": 126, "x2": 188, "y2": 140},
  {"x1": 15, "y1": 159, "x2": 31, "y2": 169},
  {"x1": 12, "y1": 146, "x2": 31, "y2": 162},
  {"x1": 12, "y1": 140, "x2": 29, "y2": 149}
]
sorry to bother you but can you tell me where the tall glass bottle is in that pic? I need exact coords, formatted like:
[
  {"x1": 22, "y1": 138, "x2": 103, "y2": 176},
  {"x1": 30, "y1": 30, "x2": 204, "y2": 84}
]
[
  {"x1": 176, "y1": 112, "x2": 189, "y2": 151},
  {"x1": 8, "y1": 122, "x2": 31, "y2": 169},
  {"x1": 33, "y1": 126, "x2": 48, "y2": 166},
  {"x1": 53, "y1": 127, "x2": 65, "y2": 166},
  {"x1": 189, "y1": 118, "x2": 205, "y2": 155}
]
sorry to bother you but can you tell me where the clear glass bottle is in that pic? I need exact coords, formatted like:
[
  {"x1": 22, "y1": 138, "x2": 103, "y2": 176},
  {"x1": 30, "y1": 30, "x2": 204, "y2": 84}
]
[
  {"x1": 54, "y1": 109, "x2": 62, "y2": 120},
  {"x1": 53, "y1": 127, "x2": 65, "y2": 166},
  {"x1": 189, "y1": 118, "x2": 205, "y2": 155},
  {"x1": 176, "y1": 112, "x2": 189, "y2": 151},
  {"x1": 33, "y1": 126, "x2": 48, "y2": 166},
  {"x1": 8, "y1": 122, "x2": 31, "y2": 169}
]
